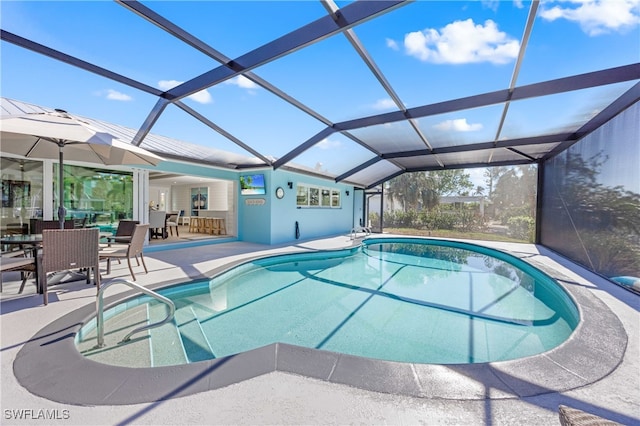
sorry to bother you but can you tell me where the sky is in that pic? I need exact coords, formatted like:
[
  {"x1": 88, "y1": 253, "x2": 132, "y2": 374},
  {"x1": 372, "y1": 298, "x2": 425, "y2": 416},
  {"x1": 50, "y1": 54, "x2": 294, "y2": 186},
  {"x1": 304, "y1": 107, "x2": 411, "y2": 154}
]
[{"x1": 1, "y1": 0, "x2": 639, "y2": 189}]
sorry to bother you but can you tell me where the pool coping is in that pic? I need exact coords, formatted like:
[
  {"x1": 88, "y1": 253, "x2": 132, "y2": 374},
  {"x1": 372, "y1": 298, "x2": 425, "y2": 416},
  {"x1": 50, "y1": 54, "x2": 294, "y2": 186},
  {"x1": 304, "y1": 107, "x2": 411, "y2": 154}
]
[{"x1": 13, "y1": 244, "x2": 628, "y2": 406}]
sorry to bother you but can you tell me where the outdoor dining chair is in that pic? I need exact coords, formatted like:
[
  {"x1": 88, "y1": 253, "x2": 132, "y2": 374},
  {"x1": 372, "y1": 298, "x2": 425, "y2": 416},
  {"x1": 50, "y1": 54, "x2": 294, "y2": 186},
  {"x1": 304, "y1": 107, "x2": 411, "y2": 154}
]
[
  {"x1": 31, "y1": 219, "x2": 73, "y2": 234},
  {"x1": 99, "y1": 224, "x2": 149, "y2": 281},
  {"x1": 104, "y1": 220, "x2": 139, "y2": 245},
  {"x1": 39, "y1": 228, "x2": 101, "y2": 305},
  {"x1": 1, "y1": 249, "x2": 37, "y2": 293},
  {"x1": 149, "y1": 210, "x2": 167, "y2": 239},
  {"x1": 166, "y1": 211, "x2": 181, "y2": 237}
]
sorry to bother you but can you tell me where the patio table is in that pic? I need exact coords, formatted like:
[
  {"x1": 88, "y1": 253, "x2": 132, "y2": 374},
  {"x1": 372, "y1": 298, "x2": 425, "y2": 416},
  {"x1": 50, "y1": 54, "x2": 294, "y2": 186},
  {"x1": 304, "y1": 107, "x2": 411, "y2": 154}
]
[{"x1": 1, "y1": 233, "x2": 99, "y2": 294}]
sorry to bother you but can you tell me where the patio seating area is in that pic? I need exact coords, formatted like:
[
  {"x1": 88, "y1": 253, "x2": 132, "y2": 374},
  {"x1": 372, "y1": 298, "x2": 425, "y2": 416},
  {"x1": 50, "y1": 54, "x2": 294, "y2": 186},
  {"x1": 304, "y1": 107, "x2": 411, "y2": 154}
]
[{"x1": 0, "y1": 235, "x2": 638, "y2": 425}]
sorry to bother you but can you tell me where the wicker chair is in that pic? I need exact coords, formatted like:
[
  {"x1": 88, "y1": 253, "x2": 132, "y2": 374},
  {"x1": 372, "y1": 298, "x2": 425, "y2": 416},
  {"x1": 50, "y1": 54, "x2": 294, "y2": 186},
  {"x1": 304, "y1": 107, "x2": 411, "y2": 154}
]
[
  {"x1": 104, "y1": 220, "x2": 139, "y2": 245},
  {"x1": 31, "y1": 219, "x2": 74, "y2": 234},
  {"x1": 1, "y1": 250, "x2": 37, "y2": 293},
  {"x1": 99, "y1": 224, "x2": 149, "y2": 281},
  {"x1": 558, "y1": 405, "x2": 621, "y2": 426},
  {"x1": 39, "y1": 228, "x2": 100, "y2": 305}
]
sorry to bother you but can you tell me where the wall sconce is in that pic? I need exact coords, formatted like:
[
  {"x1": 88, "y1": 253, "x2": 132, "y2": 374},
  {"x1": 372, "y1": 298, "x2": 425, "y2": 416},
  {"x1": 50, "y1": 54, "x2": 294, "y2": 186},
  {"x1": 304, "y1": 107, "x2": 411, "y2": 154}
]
[
  {"x1": 345, "y1": 190, "x2": 350, "y2": 196},
  {"x1": 287, "y1": 181, "x2": 293, "y2": 189}
]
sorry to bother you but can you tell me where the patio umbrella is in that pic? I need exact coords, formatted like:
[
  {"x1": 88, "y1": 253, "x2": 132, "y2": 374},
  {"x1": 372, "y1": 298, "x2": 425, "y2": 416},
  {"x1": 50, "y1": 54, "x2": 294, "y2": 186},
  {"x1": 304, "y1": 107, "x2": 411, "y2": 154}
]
[{"x1": 1, "y1": 109, "x2": 163, "y2": 229}]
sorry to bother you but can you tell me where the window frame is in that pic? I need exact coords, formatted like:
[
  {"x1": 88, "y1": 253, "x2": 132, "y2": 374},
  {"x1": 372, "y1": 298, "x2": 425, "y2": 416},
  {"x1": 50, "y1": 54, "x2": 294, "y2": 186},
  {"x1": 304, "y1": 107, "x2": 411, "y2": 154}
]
[{"x1": 296, "y1": 183, "x2": 341, "y2": 209}]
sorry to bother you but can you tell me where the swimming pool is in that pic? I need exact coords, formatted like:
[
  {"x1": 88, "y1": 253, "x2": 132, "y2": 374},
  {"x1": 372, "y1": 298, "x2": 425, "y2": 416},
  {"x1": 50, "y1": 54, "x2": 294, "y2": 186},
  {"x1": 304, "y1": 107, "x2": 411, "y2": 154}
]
[{"x1": 77, "y1": 237, "x2": 579, "y2": 366}]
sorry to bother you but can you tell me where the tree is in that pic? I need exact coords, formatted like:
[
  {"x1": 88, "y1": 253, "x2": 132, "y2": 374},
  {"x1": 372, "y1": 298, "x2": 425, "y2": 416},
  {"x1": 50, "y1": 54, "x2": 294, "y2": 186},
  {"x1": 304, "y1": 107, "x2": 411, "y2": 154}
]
[
  {"x1": 429, "y1": 169, "x2": 474, "y2": 197},
  {"x1": 386, "y1": 169, "x2": 473, "y2": 211},
  {"x1": 472, "y1": 185, "x2": 485, "y2": 196},
  {"x1": 386, "y1": 173, "x2": 434, "y2": 210},
  {"x1": 490, "y1": 165, "x2": 537, "y2": 221},
  {"x1": 483, "y1": 166, "x2": 509, "y2": 198}
]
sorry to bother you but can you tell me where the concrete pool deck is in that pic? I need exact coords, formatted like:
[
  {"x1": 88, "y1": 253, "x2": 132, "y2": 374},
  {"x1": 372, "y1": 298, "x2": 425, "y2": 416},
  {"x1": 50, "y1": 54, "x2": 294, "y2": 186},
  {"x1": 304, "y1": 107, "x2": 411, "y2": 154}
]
[{"x1": 1, "y1": 235, "x2": 638, "y2": 425}]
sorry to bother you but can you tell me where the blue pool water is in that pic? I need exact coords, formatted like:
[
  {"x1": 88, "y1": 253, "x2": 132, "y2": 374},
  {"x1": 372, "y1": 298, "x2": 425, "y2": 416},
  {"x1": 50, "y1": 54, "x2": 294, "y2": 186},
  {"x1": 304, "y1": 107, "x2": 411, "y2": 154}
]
[{"x1": 80, "y1": 238, "x2": 579, "y2": 365}]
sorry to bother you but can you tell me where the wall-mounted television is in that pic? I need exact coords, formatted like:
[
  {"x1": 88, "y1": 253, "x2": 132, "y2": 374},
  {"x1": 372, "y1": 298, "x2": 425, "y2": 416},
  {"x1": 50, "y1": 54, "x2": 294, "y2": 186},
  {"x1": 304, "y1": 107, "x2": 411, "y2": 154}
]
[{"x1": 240, "y1": 174, "x2": 266, "y2": 195}]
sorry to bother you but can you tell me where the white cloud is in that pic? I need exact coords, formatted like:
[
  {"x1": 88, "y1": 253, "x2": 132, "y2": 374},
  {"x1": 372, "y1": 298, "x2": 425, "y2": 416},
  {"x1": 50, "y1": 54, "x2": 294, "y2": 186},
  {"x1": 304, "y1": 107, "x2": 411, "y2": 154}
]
[
  {"x1": 188, "y1": 90, "x2": 213, "y2": 104},
  {"x1": 433, "y1": 118, "x2": 483, "y2": 132},
  {"x1": 481, "y1": 1, "x2": 500, "y2": 12},
  {"x1": 539, "y1": 0, "x2": 640, "y2": 36},
  {"x1": 158, "y1": 80, "x2": 180, "y2": 91},
  {"x1": 403, "y1": 19, "x2": 519, "y2": 64},
  {"x1": 224, "y1": 75, "x2": 259, "y2": 92},
  {"x1": 316, "y1": 138, "x2": 342, "y2": 150},
  {"x1": 372, "y1": 98, "x2": 397, "y2": 110},
  {"x1": 104, "y1": 89, "x2": 132, "y2": 101},
  {"x1": 386, "y1": 38, "x2": 399, "y2": 50},
  {"x1": 158, "y1": 79, "x2": 213, "y2": 104}
]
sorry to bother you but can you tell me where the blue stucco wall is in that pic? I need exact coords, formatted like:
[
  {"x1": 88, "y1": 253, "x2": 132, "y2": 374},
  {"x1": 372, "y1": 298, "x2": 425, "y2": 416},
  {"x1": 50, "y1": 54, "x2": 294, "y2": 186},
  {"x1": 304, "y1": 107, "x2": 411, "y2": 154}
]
[
  {"x1": 152, "y1": 162, "x2": 356, "y2": 245},
  {"x1": 237, "y1": 170, "x2": 272, "y2": 244},
  {"x1": 269, "y1": 170, "x2": 355, "y2": 245}
]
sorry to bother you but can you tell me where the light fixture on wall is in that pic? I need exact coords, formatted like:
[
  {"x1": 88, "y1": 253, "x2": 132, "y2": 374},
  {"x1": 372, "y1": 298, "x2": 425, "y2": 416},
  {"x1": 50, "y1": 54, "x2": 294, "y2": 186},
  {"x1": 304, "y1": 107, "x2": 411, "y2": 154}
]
[
  {"x1": 287, "y1": 181, "x2": 293, "y2": 189},
  {"x1": 345, "y1": 190, "x2": 350, "y2": 196}
]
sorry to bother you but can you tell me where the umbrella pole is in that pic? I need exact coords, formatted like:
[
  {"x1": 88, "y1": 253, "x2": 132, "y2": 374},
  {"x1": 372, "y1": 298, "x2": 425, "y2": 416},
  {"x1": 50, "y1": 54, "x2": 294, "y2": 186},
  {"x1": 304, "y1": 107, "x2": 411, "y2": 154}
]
[{"x1": 58, "y1": 144, "x2": 66, "y2": 229}]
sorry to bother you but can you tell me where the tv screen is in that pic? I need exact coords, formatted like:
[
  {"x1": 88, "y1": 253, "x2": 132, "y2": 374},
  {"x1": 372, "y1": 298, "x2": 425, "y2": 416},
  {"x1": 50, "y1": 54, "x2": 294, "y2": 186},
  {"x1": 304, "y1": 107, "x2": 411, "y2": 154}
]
[{"x1": 240, "y1": 174, "x2": 266, "y2": 195}]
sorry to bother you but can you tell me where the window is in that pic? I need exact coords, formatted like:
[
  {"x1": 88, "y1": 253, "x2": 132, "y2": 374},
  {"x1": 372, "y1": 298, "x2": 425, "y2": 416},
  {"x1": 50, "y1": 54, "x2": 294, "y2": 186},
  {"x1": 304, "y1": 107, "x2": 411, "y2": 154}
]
[
  {"x1": 331, "y1": 190, "x2": 341, "y2": 208},
  {"x1": 0, "y1": 158, "x2": 43, "y2": 227},
  {"x1": 296, "y1": 185, "x2": 308, "y2": 206},
  {"x1": 55, "y1": 164, "x2": 134, "y2": 224},
  {"x1": 321, "y1": 189, "x2": 331, "y2": 206},
  {"x1": 309, "y1": 188, "x2": 320, "y2": 207},
  {"x1": 296, "y1": 184, "x2": 341, "y2": 208}
]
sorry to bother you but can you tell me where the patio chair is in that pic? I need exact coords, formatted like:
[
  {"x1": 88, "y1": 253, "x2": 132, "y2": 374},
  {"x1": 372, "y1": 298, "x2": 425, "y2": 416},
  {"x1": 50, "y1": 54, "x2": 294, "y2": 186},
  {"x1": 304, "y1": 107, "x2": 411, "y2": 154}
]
[
  {"x1": 39, "y1": 228, "x2": 100, "y2": 305},
  {"x1": 99, "y1": 224, "x2": 149, "y2": 281},
  {"x1": 104, "y1": 220, "x2": 139, "y2": 245},
  {"x1": 558, "y1": 404, "x2": 620, "y2": 426},
  {"x1": 1, "y1": 249, "x2": 38, "y2": 293},
  {"x1": 166, "y1": 211, "x2": 181, "y2": 237},
  {"x1": 31, "y1": 219, "x2": 74, "y2": 234},
  {"x1": 149, "y1": 211, "x2": 166, "y2": 239},
  {"x1": 3, "y1": 222, "x2": 28, "y2": 236},
  {"x1": 72, "y1": 216, "x2": 88, "y2": 228}
]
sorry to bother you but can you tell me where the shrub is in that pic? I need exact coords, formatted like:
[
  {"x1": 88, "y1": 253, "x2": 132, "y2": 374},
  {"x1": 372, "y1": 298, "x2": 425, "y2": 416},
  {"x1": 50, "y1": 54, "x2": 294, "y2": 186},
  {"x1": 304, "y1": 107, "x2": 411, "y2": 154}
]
[
  {"x1": 456, "y1": 208, "x2": 486, "y2": 232},
  {"x1": 368, "y1": 212, "x2": 380, "y2": 228},
  {"x1": 500, "y1": 206, "x2": 532, "y2": 225},
  {"x1": 507, "y1": 216, "x2": 535, "y2": 242},
  {"x1": 432, "y1": 211, "x2": 457, "y2": 230}
]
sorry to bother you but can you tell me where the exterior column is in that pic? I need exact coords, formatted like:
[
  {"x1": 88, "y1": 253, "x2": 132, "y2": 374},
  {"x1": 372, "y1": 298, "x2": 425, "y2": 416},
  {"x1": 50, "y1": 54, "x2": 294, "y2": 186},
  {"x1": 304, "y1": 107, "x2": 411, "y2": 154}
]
[
  {"x1": 133, "y1": 168, "x2": 149, "y2": 225},
  {"x1": 43, "y1": 159, "x2": 54, "y2": 220}
]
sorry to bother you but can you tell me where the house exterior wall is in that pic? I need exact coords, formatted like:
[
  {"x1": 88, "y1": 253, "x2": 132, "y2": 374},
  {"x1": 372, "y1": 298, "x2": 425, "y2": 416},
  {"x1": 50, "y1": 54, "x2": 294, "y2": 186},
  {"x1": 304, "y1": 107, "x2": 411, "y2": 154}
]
[{"x1": 236, "y1": 169, "x2": 356, "y2": 245}]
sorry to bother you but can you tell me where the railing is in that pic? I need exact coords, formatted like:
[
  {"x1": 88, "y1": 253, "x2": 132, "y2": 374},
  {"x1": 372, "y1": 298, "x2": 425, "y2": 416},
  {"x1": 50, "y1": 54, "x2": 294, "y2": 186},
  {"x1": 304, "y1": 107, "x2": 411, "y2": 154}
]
[
  {"x1": 350, "y1": 226, "x2": 371, "y2": 240},
  {"x1": 95, "y1": 278, "x2": 175, "y2": 348}
]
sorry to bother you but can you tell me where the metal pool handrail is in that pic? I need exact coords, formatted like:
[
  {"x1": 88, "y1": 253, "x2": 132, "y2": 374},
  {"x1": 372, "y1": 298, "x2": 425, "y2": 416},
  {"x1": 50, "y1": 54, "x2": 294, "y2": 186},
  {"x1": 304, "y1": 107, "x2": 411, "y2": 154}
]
[
  {"x1": 350, "y1": 226, "x2": 371, "y2": 240},
  {"x1": 95, "y1": 278, "x2": 175, "y2": 348}
]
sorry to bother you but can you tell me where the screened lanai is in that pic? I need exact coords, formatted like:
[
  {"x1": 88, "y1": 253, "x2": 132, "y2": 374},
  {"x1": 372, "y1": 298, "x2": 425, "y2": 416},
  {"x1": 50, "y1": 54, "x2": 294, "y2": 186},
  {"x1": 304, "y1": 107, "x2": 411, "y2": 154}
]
[
  {"x1": 1, "y1": 1, "x2": 639, "y2": 283},
  {"x1": 1, "y1": 0, "x2": 638, "y2": 187}
]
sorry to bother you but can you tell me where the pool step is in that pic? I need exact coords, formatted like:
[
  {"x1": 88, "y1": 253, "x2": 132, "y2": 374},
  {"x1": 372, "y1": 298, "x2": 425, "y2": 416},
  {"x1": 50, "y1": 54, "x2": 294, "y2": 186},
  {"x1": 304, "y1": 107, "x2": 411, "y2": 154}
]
[
  {"x1": 77, "y1": 304, "x2": 153, "y2": 367},
  {"x1": 148, "y1": 302, "x2": 188, "y2": 367},
  {"x1": 175, "y1": 304, "x2": 216, "y2": 362}
]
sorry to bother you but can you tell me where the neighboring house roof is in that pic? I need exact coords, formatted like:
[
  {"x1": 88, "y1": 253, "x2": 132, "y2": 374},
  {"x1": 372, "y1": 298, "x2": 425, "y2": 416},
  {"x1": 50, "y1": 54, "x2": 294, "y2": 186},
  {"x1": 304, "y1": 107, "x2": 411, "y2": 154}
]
[{"x1": 1, "y1": 97, "x2": 265, "y2": 171}]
